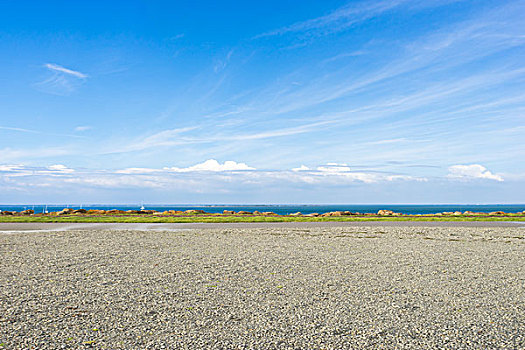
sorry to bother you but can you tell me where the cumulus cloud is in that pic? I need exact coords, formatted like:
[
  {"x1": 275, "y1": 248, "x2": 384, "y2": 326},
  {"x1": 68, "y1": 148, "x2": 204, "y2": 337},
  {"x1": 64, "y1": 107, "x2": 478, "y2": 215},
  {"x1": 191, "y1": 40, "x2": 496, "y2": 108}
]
[
  {"x1": 447, "y1": 164, "x2": 503, "y2": 181},
  {"x1": 1, "y1": 160, "x2": 430, "y2": 195},
  {"x1": 111, "y1": 161, "x2": 424, "y2": 187},
  {"x1": 115, "y1": 160, "x2": 255, "y2": 175},
  {"x1": 316, "y1": 163, "x2": 351, "y2": 173},
  {"x1": 165, "y1": 159, "x2": 255, "y2": 172},
  {"x1": 292, "y1": 165, "x2": 310, "y2": 172}
]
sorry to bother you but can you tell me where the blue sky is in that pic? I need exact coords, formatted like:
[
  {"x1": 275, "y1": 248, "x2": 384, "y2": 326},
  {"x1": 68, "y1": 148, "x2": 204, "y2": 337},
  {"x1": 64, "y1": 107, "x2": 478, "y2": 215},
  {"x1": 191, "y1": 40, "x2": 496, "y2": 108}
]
[{"x1": 0, "y1": 0, "x2": 524, "y2": 204}]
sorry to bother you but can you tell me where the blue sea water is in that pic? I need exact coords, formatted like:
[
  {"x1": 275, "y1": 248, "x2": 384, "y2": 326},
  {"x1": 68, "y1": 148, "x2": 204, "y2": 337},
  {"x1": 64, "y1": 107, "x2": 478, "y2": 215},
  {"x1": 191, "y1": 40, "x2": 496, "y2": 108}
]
[{"x1": 1, "y1": 204, "x2": 524, "y2": 215}]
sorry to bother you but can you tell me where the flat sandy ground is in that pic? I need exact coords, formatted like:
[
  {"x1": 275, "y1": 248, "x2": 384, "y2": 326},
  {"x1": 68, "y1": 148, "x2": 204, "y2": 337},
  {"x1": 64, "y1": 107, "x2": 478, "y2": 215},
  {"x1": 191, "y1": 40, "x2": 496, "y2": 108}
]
[{"x1": 1, "y1": 225, "x2": 524, "y2": 349}]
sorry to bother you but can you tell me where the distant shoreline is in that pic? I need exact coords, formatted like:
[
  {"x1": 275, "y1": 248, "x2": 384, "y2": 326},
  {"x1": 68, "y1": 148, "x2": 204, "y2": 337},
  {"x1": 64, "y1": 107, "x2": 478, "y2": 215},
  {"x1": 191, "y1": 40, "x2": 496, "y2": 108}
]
[{"x1": 1, "y1": 207, "x2": 524, "y2": 224}]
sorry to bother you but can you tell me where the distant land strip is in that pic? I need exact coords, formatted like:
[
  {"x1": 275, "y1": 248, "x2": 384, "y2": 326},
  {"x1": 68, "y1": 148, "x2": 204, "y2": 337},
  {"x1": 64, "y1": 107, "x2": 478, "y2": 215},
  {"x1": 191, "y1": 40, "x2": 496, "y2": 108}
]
[{"x1": 0, "y1": 208, "x2": 524, "y2": 223}]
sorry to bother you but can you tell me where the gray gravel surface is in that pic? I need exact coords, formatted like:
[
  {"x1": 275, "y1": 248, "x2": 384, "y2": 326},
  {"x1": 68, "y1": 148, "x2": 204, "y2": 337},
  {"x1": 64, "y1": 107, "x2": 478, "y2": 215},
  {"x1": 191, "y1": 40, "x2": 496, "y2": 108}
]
[{"x1": 1, "y1": 226, "x2": 524, "y2": 349}]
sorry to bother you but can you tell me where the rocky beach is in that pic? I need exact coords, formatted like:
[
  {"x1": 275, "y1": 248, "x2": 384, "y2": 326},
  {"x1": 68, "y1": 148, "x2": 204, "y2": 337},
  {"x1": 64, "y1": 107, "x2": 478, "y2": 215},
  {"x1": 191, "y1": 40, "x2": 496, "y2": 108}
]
[
  {"x1": 1, "y1": 208, "x2": 524, "y2": 224},
  {"x1": 1, "y1": 224, "x2": 524, "y2": 349}
]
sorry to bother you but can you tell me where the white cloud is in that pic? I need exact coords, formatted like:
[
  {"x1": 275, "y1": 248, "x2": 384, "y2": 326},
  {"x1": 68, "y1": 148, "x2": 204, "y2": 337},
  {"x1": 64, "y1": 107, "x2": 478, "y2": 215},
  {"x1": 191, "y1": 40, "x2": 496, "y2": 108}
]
[
  {"x1": 366, "y1": 138, "x2": 407, "y2": 145},
  {"x1": 165, "y1": 159, "x2": 255, "y2": 172},
  {"x1": 168, "y1": 33, "x2": 185, "y2": 41},
  {"x1": 282, "y1": 162, "x2": 429, "y2": 184},
  {"x1": 35, "y1": 63, "x2": 88, "y2": 95},
  {"x1": 257, "y1": 0, "x2": 411, "y2": 38},
  {"x1": 282, "y1": 169, "x2": 424, "y2": 184},
  {"x1": 0, "y1": 165, "x2": 24, "y2": 172},
  {"x1": 447, "y1": 164, "x2": 503, "y2": 181},
  {"x1": 0, "y1": 164, "x2": 74, "y2": 178},
  {"x1": 292, "y1": 165, "x2": 310, "y2": 171},
  {"x1": 115, "y1": 167, "x2": 160, "y2": 174},
  {"x1": 0, "y1": 146, "x2": 79, "y2": 163},
  {"x1": 214, "y1": 49, "x2": 235, "y2": 73},
  {"x1": 112, "y1": 160, "x2": 256, "y2": 175},
  {"x1": 63, "y1": 175, "x2": 166, "y2": 189},
  {"x1": 46, "y1": 164, "x2": 75, "y2": 173},
  {"x1": 0, "y1": 127, "x2": 86, "y2": 142},
  {"x1": 109, "y1": 120, "x2": 336, "y2": 154},
  {"x1": 317, "y1": 164, "x2": 351, "y2": 172},
  {"x1": 228, "y1": 121, "x2": 334, "y2": 141},
  {"x1": 321, "y1": 51, "x2": 367, "y2": 64},
  {"x1": 113, "y1": 127, "x2": 199, "y2": 153},
  {"x1": 257, "y1": 0, "x2": 475, "y2": 40},
  {"x1": 44, "y1": 63, "x2": 88, "y2": 78},
  {"x1": 0, "y1": 164, "x2": 32, "y2": 177},
  {"x1": 75, "y1": 126, "x2": 92, "y2": 132},
  {"x1": 0, "y1": 161, "x2": 432, "y2": 195},
  {"x1": 0, "y1": 126, "x2": 39, "y2": 134}
]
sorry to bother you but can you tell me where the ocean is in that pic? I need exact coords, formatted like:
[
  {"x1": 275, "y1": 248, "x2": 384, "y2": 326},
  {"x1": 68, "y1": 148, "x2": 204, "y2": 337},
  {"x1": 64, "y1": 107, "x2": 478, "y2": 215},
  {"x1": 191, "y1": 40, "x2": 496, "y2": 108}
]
[{"x1": 1, "y1": 204, "x2": 524, "y2": 215}]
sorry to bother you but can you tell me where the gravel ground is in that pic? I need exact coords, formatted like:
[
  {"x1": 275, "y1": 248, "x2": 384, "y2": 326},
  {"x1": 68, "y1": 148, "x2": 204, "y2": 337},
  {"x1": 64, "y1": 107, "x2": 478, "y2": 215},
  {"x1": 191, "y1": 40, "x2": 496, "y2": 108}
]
[{"x1": 1, "y1": 226, "x2": 524, "y2": 349}]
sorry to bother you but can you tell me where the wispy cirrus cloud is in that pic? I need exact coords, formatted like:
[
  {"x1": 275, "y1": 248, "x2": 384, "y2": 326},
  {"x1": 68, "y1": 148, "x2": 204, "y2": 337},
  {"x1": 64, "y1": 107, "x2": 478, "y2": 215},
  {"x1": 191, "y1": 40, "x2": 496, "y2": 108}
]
[
  {"x1": 111, "y1": 126, "x2": 200, "y2": 153},
  {"x1": 320, "y1": 50, "x2": 368, "y2": 65},
  {"x1": 108, "y1": 120, "x2": 334, "y2": 154},
  {"x1": 244, "y1": 1, "x2": 525, "y2": 122},
  {"x1": 0, "y1": 125, "x2": 87, "y2": 139},
  {"x1": 2, "y1": 1, "x2": 524, "y2": 203},
  {"x1": 118, "y1": 1, "x2": 523, "y2": 174},
  {"x1": 34, "y1": 63, "x2": 88, "y2": 95},
  {"x1": 256, "y1": 0, "x2": 465, "y2": 39},
  {"x1": 256, "y1": 0, "x2": 411, "y2": 38},
  {"x1": 0, "y1": 126, "x2": 40, "y2": 134},
  {"x1": 0, "y1": 164, "x2": 74, "y2": 178},
  {"x1": 214, "y1": 49, "x2": 235, "y2": 73},
  {"x1": 44, "y1": 63, "x2": 88, "y2": 78},
  {"x1": 0, "y1": 147, "x2": 76, "y2": 163}
]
